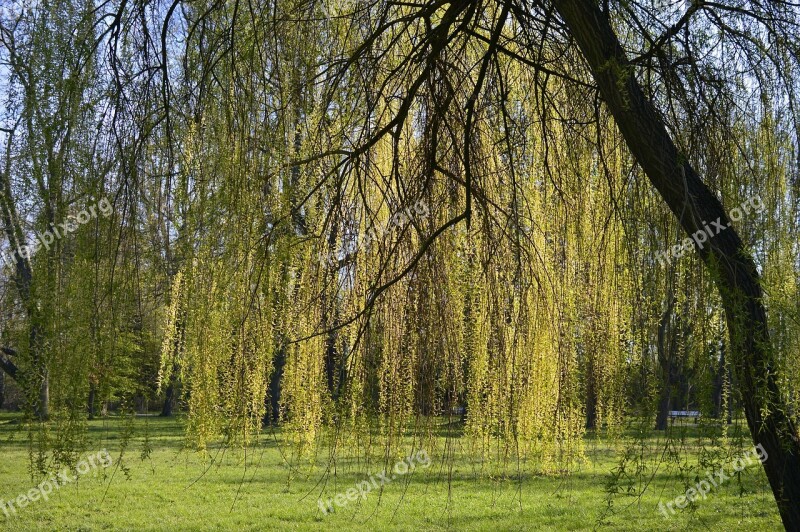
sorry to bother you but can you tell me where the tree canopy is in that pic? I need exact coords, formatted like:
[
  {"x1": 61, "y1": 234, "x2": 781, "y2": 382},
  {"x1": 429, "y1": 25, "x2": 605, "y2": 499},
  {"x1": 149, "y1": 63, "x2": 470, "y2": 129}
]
[{"x1": 1, "y1": 0, "x2": 799, "y2": 528}]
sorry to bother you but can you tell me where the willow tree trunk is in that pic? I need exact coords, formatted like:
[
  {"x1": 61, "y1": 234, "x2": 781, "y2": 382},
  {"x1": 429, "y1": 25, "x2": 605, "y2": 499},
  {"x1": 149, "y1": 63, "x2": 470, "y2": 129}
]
[{"x1": 550, "y1": 0, "x2": 800, "y2": 528}]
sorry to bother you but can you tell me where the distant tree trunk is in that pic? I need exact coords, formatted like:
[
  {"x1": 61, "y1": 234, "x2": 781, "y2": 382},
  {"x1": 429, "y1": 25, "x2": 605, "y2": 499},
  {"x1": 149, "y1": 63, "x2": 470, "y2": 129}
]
[
  {"x1": 727, "y1": 363, "x2": 734, "y2": 425},
  {"x1": 324, "y1": 302, "x2": 342, "y2": 400},
  {"x1": 585, "y1": 376, "x2": 597, "y2": 430},
  {"x1": 711, "y1": 345, "x2": 725, "y2": 419},
  {"x1": 654, "y1": 382, "x2": 672, "y2": 431},
  {"x1": 33, "y1": 332, "x2": 49, "y2": 420},
  {"x1": 264, "y1": 263, "x2": 293, "y2": 427},
  {"x1": 263, "y1": 65, "x2": 310, "y2": 427},
  {"x1": 87, "y1": 382, "x2": 97, "y2": 419},
  {"x1": 267, "y1": 346, "x2": 286, "y2": 425},
  {"x1": 324, "y1": 328, "x2": 342, "y2": 400},
  {"x1": 655, "y1": 297, "x2": 676, "y2": 430},
  {"x1": 0, "y1": 369, "x2": 4, "y2": 409},
  {"x1": 160, "y1": 380, "x2": 175, "y2": 417},
  {"x1": 323, "y1": 217, "x2": 339, "y2": 399},
  {"x1": 36, "y1": 376, "x2": 49, "y2": 420},
  {"x1": 585, "y1": 350, "x2": 598, "y2": 430},
  {"x1": 551, "y1": 0, "x2": 800, "y2": 527}
]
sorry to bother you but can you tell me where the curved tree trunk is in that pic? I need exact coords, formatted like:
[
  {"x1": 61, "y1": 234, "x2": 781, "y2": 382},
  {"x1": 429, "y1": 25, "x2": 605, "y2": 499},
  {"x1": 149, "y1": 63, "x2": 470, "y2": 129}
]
[{"x1": 550, "y1": 0, "x2": 800, "y2": 528}]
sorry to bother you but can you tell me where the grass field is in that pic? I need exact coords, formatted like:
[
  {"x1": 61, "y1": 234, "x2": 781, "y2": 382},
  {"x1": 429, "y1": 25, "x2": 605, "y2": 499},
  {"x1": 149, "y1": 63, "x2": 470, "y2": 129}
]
[{"x1": 0, "y1": 413, "x2": 782, "y2": 531}]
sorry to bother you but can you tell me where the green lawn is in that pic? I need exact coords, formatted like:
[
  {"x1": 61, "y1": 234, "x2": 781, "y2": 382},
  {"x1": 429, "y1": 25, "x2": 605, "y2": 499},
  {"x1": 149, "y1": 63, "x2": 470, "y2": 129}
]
[{"x1": 0, "y1": 413, "x2": 782, "y2": 530}]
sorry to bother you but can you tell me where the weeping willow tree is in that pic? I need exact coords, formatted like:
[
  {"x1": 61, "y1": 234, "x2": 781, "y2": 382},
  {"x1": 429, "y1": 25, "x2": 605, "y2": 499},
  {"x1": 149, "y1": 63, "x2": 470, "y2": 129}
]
[{"x1": 2, "y1": 0, "x2": 800, "y2": 527}]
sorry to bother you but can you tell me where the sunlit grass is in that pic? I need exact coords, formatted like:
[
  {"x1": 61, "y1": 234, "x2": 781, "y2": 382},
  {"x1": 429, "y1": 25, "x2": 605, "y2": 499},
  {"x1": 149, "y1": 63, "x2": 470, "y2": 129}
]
[{"x1": 0, "y1": 413, "x2": 781, "y2": 530}]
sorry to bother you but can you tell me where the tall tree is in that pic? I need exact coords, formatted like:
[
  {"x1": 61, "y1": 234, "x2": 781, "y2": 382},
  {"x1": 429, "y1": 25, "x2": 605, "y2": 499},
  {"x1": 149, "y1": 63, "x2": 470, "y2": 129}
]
[{"x1": 550, "y1": 0, "x2": 800, "y2": 526}]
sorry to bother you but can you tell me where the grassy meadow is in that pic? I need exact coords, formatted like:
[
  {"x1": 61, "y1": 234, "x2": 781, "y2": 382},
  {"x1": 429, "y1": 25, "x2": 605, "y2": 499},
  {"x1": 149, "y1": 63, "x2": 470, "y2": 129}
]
[{"x1": 0, "y1": 413, "x2": 782, "y2": 531}]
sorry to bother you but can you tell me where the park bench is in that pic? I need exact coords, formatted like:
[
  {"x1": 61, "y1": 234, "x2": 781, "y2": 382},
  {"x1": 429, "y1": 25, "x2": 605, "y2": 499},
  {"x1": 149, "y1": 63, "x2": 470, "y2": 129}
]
[{"x1": 669, "y1": 410, "x2": 701, "y2": 423}]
